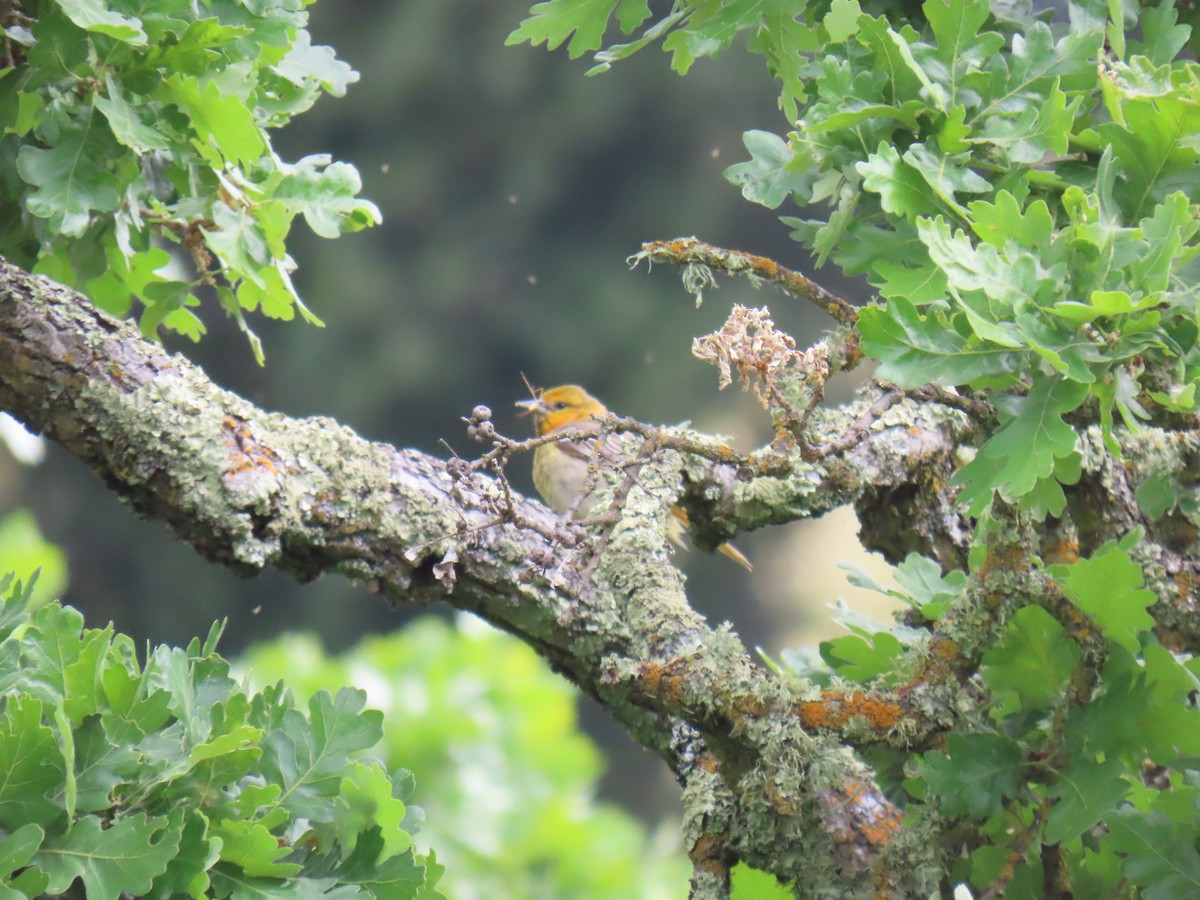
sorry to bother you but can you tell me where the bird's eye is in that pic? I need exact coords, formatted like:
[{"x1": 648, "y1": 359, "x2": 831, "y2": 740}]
[{"x1": 551, "y1": 401, "x2": 568, "y2": 411}]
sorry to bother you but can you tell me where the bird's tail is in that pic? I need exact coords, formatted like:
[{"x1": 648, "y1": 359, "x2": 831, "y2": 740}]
[
  {"x1": 717, "y1": 541, "x2": 753, "y2": 571},
  {"x1": 667, "y1": 507, "x2": 752, "y2": 570}
]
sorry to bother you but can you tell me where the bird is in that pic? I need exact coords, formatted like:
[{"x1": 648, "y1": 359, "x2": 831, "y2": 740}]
[{"x1": 516, "y1": 384, "x2": 751, "y2": 570}]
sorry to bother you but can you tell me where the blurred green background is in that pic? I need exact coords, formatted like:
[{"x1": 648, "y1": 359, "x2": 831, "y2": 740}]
[{"x1": 4, "y1": 0, "x2": 898, "y2": 826}]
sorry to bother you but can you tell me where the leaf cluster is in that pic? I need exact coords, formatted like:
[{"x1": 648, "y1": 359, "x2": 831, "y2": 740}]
[
  {"x1": 0, "y1": 574, "x2": 442, "y2": 900},
  {"x1": 914, "y1": 538, "x2": 1200, "y2": 897},
  {"x1": 792, "y1": 535, "x2": 1200, "y2": 899},
  {"x1": 0, "y1": 0, "x2": 380, "y2": 361},
  {"x1": 239, "y1": 621, "x2": 690, "y2": 900}
]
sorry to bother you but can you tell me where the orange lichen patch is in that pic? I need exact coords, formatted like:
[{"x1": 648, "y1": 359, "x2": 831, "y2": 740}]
[
  {"x1": 636, "y1": 660, "x2": 687, "y2": 706},
  {"x1": 976, "y1": 543, "x2": 1032, "y2": 581},
  {"x1": 817, "y1": 775, "x2": 903, "y2": 876},
  {"x1": 1044, "y1": 535, "x2": 1080, "y2": 565},
  {"x1": 795, "y1": 691, "x2": 905, "y2": 733},
  {"x1": 221, "y1": 414, "x2": 284, "y2": 489},
  {"x1": 1061, "y1": 603, "x2": 1088, "y2": 627},
  {"x1": 749, "y1": 256, "x2": 779, "y2": 278},
  {"x1": 689, "y1": 831, "x2": 726, "y2": 862},
  {"x1": 911, "y1": 636, "x2": 963, "y2": 685},
  {"x1": 728, "y1": 693, "x2": 770, "y2": 736},
  {"x1": 930, "y1": 637, "x2": 960, "y2": 661},
  {"x1": 839, "y1": 776, "x2": 903, "y2": 845},
  {"x1": 730, "y1": 694, "x2": 768, "y2": 719},
  {"x1": 711, "y1": 443, "x2": 741, "y2": 462},
  {"x1": 650, "y1": 237, "x2": 699, "y2": 259},
  {"x1": 688, "y1": 831, "x2": 730, "y2": 881},
  {"x1": 763, "y1": 781, "x2": 803, "y2": 817},
  {"x1": 1176, "y1": 570, "x2": 1200, "y2": 608}
]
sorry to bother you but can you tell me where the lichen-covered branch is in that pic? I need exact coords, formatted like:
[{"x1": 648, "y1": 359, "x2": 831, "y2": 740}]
[
  {"x1": 634, "y1": 237, "x2": 858, "y2": 328},
  {"x1": 3, "y1": 257, "x2": 1199, "y2": 897},
  {"x1": 0, "y1": 257, "x2": 930, "y2": 897}
]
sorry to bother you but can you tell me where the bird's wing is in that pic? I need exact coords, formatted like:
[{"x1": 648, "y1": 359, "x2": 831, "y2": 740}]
[{"x1": 549, "y1": 418, "x2": 634, "y2": 465}]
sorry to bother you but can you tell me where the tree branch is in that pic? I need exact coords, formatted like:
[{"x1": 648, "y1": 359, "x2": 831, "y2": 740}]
[
  {"x1": 0, "y1": 257, "x2": 927, "y2": 896},
  {"x1": 3, "y1": 256, "x2": 1198, "y2": 895}
]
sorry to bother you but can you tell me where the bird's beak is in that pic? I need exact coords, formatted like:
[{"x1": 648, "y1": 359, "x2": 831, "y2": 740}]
[{"x1": 515, "y1": 397, "x2": 544, "y2": 417}]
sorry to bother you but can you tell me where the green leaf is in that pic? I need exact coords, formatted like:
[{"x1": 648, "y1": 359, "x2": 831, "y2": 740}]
[
  {"x1": 1132, "y1": 1, "x2": 1192, "y2": 65},
  {"x1": 73, "y1": 717, "x2": 137, "y2": 813},
  {"x1": 148, "y1": 810, "x2": 219, "y2": 900},
  {"x1": 0, "y1": 696, "x2": 64, "y2": 827},
  {"x1": 953, "y1": 375, "x2": 1089, "y2": 513},
  {"x1": 1015, "y1": 450, "x2": 1081, "y2": 519},
  {"x1": 871, "y1": 258, "x2": 949, "y2": 304},
  {"x1": 981, "y1": 606, "x2": 1081, "y2": 718},
  {"x1": 917, "y1": 217, "x2": 1045, "y2": 326},
  {"x1": 1108, "y1": 808, "x2": 1200, "y2": 900},
  {"x1": 334, "y1": 829, "x2": 427, "y2": 896},
  {"x1": 924, "y1": 0, "x2": 1005, "y2": 83},
  {"x1": 919, "y1": 732, "x2": 1024, "y2": 819},
  {"x1": 894, "y1": 554, "x2": 966, "y2": 618},
  {"x1": 1049, "y1": 535, "x2": 1156, "y2": 654},
  {"x1": 858, "y1": 142, "x2": 938, "y2": 219},
  {"x1": 746, "y1": 14, "x2": 818, "y2": 121},
  {"x1": 506, "y1": 0, "x2": 642, "y2": 58},
  {"x1": 159, "y1": 73, "x2": 265, "y2": 167},
  {"x1": 38, "y1": 813, "x2": 181, "y2": 900},
  {"x1": 335, "y1": 763, "x2": 412, "y2": 865},
  {"x1": 858, "y1": 297, "x2": 1020, "y2": 388},
  {"x1": 855, "y1": 15, "x2": 923, "y2": 101},
  {"x1": 731, "y1": 861, "x2": 792, "y2": 899},
  {"x1": 660, "y1": 3, "x2": 749, "y2": 74},
  {"x1": 1100, "y1": 92, "x2": 1200, "y2": 219},
  {"x1": 1065, "y1": 644, "x2": 1200, "y2": 764},
  {"x1": 936, "y1": 105, "x2": 971, "y2": 153},
  {"x1": 902, "y1": 143, "x2": 991, "y2": 215},
  {"x1": 260, "y1": 689, "x2": 383, "y2": 821},
  {"x1": 202, "y1": 204, "x2": 271, "y2": 287},
  {"x1": 823, "y1": 0, "x2": 862, "y2": 43},
  {"x1": 56, "y1": 0, "x2": 148, "y2": 44},
  {"x1": 94, "y1": 76, "x2": 172, "y2": 153},
  {"x1": 1044, "y1": 756, "x2": 1127, "y2": 844},
  {"x1": 272, "y1": 30, "x2": 359, "y2": 98},
  {"x1": 1051, "y1": 289, "x2": 1166, "y2": 325},
  {"x1": 17, "y1": 128, "x2": 121, "y2": 238},
  {"x1": 13, "y1": 91, "x2": 45, "y2": 137},
  {"x1": 724, "y1": 130, "x2": 811, "y2": 210},
  {"x1": 211, "y1": 818, "x2": 302, "y2": 878},
  {"x1": 968, "y1": 193, "x2": 1054, "y2": 250},
  {"x1": 275, "y1": 157, "x2": 382, "y2": 239},
  {"x1": 1130, "y1": 191, "x2": 1198, "y2": 293},
  {"x1": 882, "y1": 21, "x2": 947, "y2": 109},
  {"x1": 158, "y1": 646, "x2": 238, "y2": 745},
  {"x1": 819, "y1": 632, "x2": 904, "y2": 684},
  {"x1": 1136, "y1": 469, "x2": 1176, "y2": 518},
  {"x1": 0, "y1": 511, "x2": 67, "y2": 608},
  {"x1": 842, "y1": 552, "x2": 966, "y2": 620},
  {"x1": 973, "y1": 82, "x2": 1078, "y2": 164},
  {"x1": 0, "y1": 823, "x2": 44, "y2": 876}
]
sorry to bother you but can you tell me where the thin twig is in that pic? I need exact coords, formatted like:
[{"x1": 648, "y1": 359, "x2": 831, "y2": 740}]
[
  {"x1": 977, "y1": 799, "x2": 1053, "y2": 900},
  {"x1": 634, "y1": 237, "x2": 859, "y2": 328},
  {"x1": 805, "y1": 388, "x2": 906, "y2": 459},
  {"x1": 904, "y1": 383, "x2": 994, "y2": 421}
]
